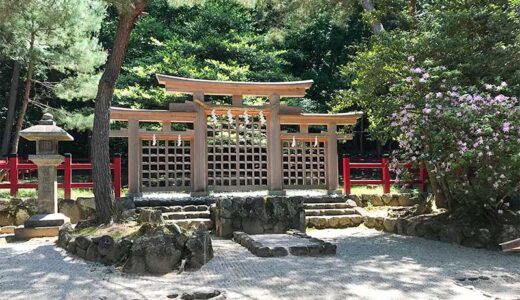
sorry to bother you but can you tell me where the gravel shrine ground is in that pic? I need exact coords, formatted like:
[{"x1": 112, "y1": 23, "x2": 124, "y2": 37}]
[{"x1": 1, "y1": 227, "x2": 520, "y2": 300}]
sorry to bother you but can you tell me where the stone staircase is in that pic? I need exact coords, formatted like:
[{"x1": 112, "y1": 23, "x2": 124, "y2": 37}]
[
  {"x1": 304, "y1": 198, "x2": 364, "y2": 229},
  {"x1": 136, "y1": 204, "x2": 213, "y2": 230}
]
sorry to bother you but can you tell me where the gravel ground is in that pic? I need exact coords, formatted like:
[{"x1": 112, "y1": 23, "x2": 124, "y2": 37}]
[{"x1": 0, "y1": 227, "x2": 519, "y2": 300}]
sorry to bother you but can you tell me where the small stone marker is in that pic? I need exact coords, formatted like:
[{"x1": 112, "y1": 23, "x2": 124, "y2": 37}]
[{"x1": 15, "y1": 114, "x2": 72, "y2": 239}]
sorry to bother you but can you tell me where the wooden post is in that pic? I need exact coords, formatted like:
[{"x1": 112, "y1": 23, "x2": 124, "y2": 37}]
[
  {"x1": 113, "y1": 154, "x2": 122, "y2": 198},
  {"x1": 342, "y1": 155, "x2": 351, "y2": 195},
  {"x1": 9, "y1": 154, "x2": 18, "y2": 197},
  {"x1": 300, "y1": 124, "x2": 308, "y2": 134},
  {"x1": 64, "y1": 153, "x2": 72, "y2": 199},
  {"x1": 267, "y1": 93, "x2": 284, "y2": 195},
  {"x1": 419, "y1": 165, "x2": 427, "y2": 192},
  {"x1": 232, "y1": 94, "x2": 243, "y2": 106},
  {"x1": 127, "y1": 119, "x2": 140, "y2": 195},
  {"x1": 326, "y1": 123, "x2": 339, "y2": 194},
  {"x1": 192, "y1": 92, "x2": 208, "y2": 196},
  {"x1": 382, "y1": 156, "x2": 391, "y2": 193}
]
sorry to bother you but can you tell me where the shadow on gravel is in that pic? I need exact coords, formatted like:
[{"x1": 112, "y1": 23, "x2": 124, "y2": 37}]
[
  {"x1": 1, "y1": 230, "x2": 519, "y2": 299},
  {"x1": 0, "y1": 243, "x2": 147, "y2": 299}
]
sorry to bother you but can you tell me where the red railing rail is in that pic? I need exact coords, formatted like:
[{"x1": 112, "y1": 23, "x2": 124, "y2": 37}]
[
  {"x1": 342, "y1": 156, "x2": 428, "y2": 194},
  {"x1": 0, "y1": 154, "x2": 122, "y2": 198}
]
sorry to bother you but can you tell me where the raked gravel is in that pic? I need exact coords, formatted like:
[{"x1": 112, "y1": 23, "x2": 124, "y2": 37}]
[{"x1": 0, "y1": 227, "x2": 519, "y2": 300}]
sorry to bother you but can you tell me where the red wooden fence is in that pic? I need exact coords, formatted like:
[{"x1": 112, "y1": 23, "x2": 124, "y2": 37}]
[
  {"x1": 342, "y1": 156, "x2": 428, "y2": 194},
  {"x1": 0, "y1": 154, "x2": 122, "y2": 198}
]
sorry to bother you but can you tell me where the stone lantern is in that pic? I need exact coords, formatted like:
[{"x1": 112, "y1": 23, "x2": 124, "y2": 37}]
[{"x1": 18, "y1": 113, "x2": 73, "y2": 232}]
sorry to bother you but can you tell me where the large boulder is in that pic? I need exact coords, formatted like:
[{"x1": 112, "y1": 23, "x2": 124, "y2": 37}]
[
  {"x1": 214, "y1": 196, "x2": 305, "y2": 237},
  {"x1": 186, "y1": 230, "x2": 214, "y2": 269},
  {"x1": 124, "y1": 226, "x2": 183, "y2": 274},
  {"x1": 0, "y1": 199, "x2": 10, "y2": 211},
  {"x1": 0, "y1": 211, "x2": 13, "y2": 226},
  {"x1": 59, "y1": 199, "x2": 82, "y2": 224},
  {"x1": 77, "y1": 197, "x2": 96, "y2": 210},
  {"x1": 138, "y1": 209, "x2": 164, "y2": 225}
]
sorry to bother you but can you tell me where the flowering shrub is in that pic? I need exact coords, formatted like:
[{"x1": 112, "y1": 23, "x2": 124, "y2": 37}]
[{"x1": 390, "y1": 58, "x2": 520, "y2": 219}]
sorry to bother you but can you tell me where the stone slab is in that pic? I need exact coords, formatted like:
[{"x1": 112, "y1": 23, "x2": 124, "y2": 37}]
[
  {"x1": 233, "y1": 231, "x2": 336, "y2": 257},
  {"x1": 24, "y1": 213, "x2": 70, "y2": 228},
  {"x1": 14, "y1": 226, "x2": 59, "y2": 239}
]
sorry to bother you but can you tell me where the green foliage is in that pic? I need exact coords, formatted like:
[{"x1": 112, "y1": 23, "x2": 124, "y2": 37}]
[
  {"x1": 335, "y1": 0, "x2": 520, "y2": 140},
  {"x1": 0, "y1": 0, "x2": 107, "y2": 130},
  {"x1": 336, "y1": 0, "x2": 520, "y2": 217},
  {"x1": 110, "y1": 0, "x2": 293, "y2": 108}
]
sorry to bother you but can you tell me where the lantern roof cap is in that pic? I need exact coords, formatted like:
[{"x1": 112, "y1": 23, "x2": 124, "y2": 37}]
[{"x1": 20, "y1": 113, "x2": 74, "y2": 141}]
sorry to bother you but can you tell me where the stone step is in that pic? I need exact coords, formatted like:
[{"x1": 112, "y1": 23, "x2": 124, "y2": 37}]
[
  {"x1": 303, "y1": 202, "x2": 355, "y2": 210},
  {"x1": 137, "y1": 205, "x2": 209, "y2": 213},
  {"x1": 163, "y1": 211, "x2": 211, "y2": 220},
  {"x1": 306, "y1": 215, "x2": 364, "y2": 229},
  {"x1": 301, "y1": 196, "x2": 349, "y2": 203},
  {"x1": 165, "y1": 219, "x2": 214, "y2": 230},
  {"x1": 304, "y1": 208, "x2": 358, "y2": 216},
  {"x1": 134, "y1": 198, "x2": 216, "y2": 207}
]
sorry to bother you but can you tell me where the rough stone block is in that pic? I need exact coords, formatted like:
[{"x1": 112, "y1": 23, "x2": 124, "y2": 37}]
[
  {"x1": 76, "y1": 247, "x2": 87, "y2": 259},
  {"x1": 86, "y1": 244, "x2": 101, "y2": 261},
  {"x1": 289, "y1": 246, "x2": 309, "y2": 256},
  {"x1": 254, "y1": 247, "x2": 272, "y2": 257},
  {"x1": 270, "y1": 247, "x2": 289, "y2": 257},
  {"x1": 382, "y1": 218, "x2": 397, "y2": 233},
  {"x1": 321, "y1": 243, "x2": 337, "y2": 255},
  {"x1": 24, "y1": 213, "x2": 70, "y2": 228},
  {"x1": 75, "y1": 235, "x2": 92, "y2": 250},
  {"x1": 59, "y1": 199, "x2": 82, "y2": 224}
]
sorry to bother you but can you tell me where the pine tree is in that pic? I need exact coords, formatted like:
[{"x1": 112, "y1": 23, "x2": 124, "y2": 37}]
[{"x1": 0, "y1": 0, "x2": 107, "y2": 153}]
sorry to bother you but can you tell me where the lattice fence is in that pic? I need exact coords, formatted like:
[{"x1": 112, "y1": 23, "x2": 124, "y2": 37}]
[
  {"x1": 282, "y1": 139, "x2": 327, "y2": 188},
  {"x1": 207, "y1": 112, "x2": 268, "y2": 189},
  {"x1": 141, "y1": 138, "x2": 192, "y2": 191}
]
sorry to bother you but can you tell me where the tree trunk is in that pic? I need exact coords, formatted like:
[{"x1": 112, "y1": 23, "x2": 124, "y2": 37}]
[
  {"x1": 91, "y1": 1, "x2": 147, "y2": 224},
  {"x1": 408, "y1": 0, "x2": 417, "y2": 17},
  {"x1": 11, "y1": 34, "x2": 36, "y2": 154},
  {"x1": 1, "y1": 61, "x2": 21, "y2": 157},
  {"x1": 361, "y1": 0, "x2": 385, "y2": 34},
  {"x1": 425, "y1": 162, "x2": 453, "y2": 209}
]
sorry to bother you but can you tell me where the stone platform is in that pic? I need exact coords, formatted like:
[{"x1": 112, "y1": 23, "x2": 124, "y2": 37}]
[
  {"x1": 233, "y1": 230, "x2": 336, "y2": 257},
  {"x1": 14, "y1": 226, "x2": 60, "y2": 239}
]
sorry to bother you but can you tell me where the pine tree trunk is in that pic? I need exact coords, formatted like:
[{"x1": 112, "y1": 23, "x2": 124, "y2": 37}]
[
  {"x1": 408, "y1": 0, "x2": 417, "y2": 17},
  {"x1": 91, "y1": 1, "x2": 147, "y2": 224},
  {"x1": 1, "y1": 61, "x2": 21, "y2": 157},
  {"x1": 361, "y1": 0, "x2": 385, "y2": 34},
  {"x1": 11, "y1": 34, "x2": 35, "y2": 154}
]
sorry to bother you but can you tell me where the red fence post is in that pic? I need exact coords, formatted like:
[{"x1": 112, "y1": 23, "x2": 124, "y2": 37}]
[
  {"x1": 382, "y1": 156, "x2": 391, "y2": 193},
  {"x1": 9, "y1": 154, "x2": 18, "y2": 197},
  {"x1": 419, "y1": 165, "x2": 427, "y2": 192},
  {"x1": 342, "y1": 155, "x2": 351, "y2": 195},
  {"x1": 64, "y1": 153, "x2": 72, "y2": 199},
  {"x1": 113, "y1": 155, "x2": 122, "y2": 198}
]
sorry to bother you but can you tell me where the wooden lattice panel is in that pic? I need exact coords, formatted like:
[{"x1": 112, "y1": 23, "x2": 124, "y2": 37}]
[
  {"x1": 141, "y1": 139, "x2": 191, "y2": 191},
  {"x1": 282, "y1": 139, "x2": 327, "y2": 188},
  {"x1": 207, "y1": 113, "x2": 268, "y2": 189}
]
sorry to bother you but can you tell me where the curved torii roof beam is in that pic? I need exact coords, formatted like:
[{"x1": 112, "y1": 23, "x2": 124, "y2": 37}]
[{"x1": 156, "y1": 74, "x2": 313, "y2": 97}]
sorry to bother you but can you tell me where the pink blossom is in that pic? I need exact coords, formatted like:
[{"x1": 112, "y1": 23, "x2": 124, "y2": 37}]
[{"x1": 503, "y1": 122, "x2": 511, "y2": 132}]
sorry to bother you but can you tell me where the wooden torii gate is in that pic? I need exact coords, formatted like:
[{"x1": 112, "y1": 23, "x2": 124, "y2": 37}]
[{"x1": 110, "y1": 75, "x2": 362, "y2": 196}]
